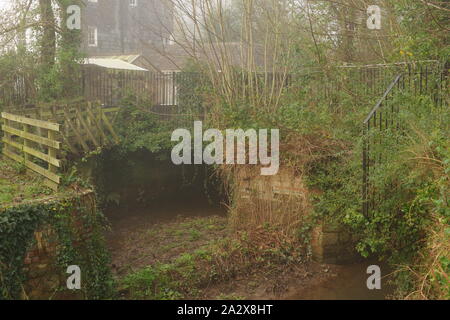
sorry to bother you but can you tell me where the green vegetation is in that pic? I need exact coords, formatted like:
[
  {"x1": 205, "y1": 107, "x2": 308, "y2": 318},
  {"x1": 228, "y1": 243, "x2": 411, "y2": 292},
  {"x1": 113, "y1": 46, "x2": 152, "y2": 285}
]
[
  {"x1": 113, "y1": 97, "x2": 179, "y2": 157},
  {"x1": 156, "y1": 0, "x2": 448, "y2": 300},
  {"x1": 301, "y1": 88, "x2": 449, "y2": 299}
]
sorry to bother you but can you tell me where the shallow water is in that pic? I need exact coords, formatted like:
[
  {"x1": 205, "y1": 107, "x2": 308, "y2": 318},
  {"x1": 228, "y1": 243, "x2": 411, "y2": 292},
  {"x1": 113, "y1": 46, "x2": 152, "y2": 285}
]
[
  {"x1": 106, "y1": 198, "x2": 227, "y2": 229},
  {"x1": 287, "y1": 262, "x2": 394, "y2": 300}
]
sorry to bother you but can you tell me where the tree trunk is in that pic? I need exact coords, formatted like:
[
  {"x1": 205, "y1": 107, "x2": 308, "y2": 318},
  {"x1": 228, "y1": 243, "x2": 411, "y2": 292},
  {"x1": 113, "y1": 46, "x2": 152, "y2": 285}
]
[
  {"x1": 39, "y1": 0, "x2": 56, "y2": 69},
  {"x1": 56, "y1": 0, "x2": 83, "y2": 98}
]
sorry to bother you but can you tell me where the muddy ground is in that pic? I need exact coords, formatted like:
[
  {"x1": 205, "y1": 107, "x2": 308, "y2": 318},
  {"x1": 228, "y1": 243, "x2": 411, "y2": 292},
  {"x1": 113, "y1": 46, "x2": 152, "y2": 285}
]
[{"x1": 104, "y1": 202, "x2": 349, "y2": 300}]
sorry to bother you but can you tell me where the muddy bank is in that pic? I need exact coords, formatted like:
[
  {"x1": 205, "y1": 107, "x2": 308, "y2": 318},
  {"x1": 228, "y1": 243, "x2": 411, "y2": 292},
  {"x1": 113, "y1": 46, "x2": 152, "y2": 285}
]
[{"x1": 106, "y1": 201, "x2": 227, "y2": 276}]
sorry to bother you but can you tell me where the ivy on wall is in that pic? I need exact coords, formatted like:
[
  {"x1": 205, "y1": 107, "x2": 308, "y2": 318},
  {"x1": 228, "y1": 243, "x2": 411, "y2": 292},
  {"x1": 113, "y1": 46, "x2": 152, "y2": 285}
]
[{"x1": 0, "y1": 194, "x2": 115, "y2": 300}]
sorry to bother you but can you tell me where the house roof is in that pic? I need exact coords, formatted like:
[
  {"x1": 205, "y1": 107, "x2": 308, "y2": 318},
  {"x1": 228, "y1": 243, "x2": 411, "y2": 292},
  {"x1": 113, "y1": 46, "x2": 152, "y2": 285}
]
[
  {"x1": 90, "y1": 54, "x2": 142, "y2": 64},
  {"x1": 143, "y1": 43, "x2": 270, "y2": 72},
  {"x1": 84, "y1": 43, "x2": 269, "y2": 73},
  {"x1": 84, "y1": 58, "x2": 148, "y2": 71},
  {"x1": 143, "y1": 45, "x2": 190, "y2": 72}
]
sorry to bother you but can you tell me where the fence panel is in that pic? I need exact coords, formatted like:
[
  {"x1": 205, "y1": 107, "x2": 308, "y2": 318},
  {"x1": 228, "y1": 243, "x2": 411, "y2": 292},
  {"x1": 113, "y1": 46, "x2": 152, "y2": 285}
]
[{"x1": 1, "y1": 112, "x2": 61, "y2": 190}]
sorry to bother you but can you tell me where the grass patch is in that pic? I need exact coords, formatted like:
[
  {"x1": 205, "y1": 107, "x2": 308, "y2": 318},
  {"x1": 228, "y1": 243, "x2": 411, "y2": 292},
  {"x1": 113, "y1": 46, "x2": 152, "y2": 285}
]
[
  {"x1": 0, "y1": 158, "x2": 56, "y2": 206},
  {"x1": 189, "y1": 229, "x2": 202, "y2": 241},
  {"x1": 118, "y1": 226, "x2": 304, "y2": 300}
]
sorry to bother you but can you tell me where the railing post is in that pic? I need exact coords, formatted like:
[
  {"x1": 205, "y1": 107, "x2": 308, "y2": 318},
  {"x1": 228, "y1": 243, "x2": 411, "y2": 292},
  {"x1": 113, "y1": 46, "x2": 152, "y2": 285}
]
[
  {"x1": 362, "y1": 123, "x2": 369, "y2": 217},
  {"x1": 3, "y1": 117, "x2": 10, "y2": 154},
  {"x1": 173, "y1": 72, "x2": 176, "y2": 106}
]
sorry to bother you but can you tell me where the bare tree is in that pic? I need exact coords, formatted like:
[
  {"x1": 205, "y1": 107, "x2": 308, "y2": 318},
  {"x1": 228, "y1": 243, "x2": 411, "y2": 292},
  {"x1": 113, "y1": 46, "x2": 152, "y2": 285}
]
[{"x1": 138, "y1": 0, "x2": 301, "y2": 119}]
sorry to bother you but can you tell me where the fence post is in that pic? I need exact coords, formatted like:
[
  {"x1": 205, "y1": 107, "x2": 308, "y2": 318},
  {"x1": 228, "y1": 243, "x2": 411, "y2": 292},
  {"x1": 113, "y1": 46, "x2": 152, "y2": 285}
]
[
  {"x1": 3, "y1": 117, "x2": 12, "y2": 154},
  {"x1": 47, "y1": 128, "x2": 59, "y2": 190},
  {"x1": 23, "y1": 123, "x2": 31, "y2": 162}
]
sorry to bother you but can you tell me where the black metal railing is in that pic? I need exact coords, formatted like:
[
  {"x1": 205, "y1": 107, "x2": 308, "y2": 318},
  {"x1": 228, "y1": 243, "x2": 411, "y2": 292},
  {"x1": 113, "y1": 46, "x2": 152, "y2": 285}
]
[
  {"x1": 362, "y1": 74, "x2": 402, "y2": 217},
  {"x1": 362, "y1": 64, "x2": 447, "y2": 217},
  {"x1": 81, "y1": 66, "x2": 185, "y2": 107}
]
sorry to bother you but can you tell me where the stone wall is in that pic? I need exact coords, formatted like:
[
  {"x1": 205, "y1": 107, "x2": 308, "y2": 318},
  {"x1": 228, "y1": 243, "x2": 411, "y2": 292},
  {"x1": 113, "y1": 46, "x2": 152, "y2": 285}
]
[
  {"x1": 22, "y1": 230, "x2": 63, "y2": 299},
  {"x1": 231, "y1": 166, "x2": 310, "y2": 235},
  {"x1": 311, "y1": 222, "x2": 361, "y2": 265},
  {"x1": 18, "y1": 192, "x2": 96, "y2": 300},
  {"x1": 233, "y1": 166, "x2": 360, "y2": 264}
]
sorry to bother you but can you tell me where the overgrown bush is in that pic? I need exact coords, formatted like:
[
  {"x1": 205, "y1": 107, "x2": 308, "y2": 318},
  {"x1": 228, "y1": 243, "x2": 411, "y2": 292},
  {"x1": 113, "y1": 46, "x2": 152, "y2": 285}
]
[{"x1": 303, "y1": 89, "x2": 449, "y2": 299}]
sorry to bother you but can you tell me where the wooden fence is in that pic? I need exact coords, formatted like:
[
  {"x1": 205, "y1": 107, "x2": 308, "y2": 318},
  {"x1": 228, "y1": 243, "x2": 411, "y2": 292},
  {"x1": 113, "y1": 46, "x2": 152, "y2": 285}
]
[
  {"x1": 1, "y1": 100, "x2": 120, "y2": 190},
  {"x1": 2, "y1": 112, "x2": 61, "y2": 190}
]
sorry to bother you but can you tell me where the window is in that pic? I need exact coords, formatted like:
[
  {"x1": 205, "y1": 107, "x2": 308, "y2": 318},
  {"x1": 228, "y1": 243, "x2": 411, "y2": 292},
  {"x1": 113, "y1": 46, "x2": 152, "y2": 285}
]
[
  {"x1": 129, "y1": 0, "x2": 137, "y2": 7},
  {"x1": 88, "y1": 26, "x2": 98, "y2": 47}
]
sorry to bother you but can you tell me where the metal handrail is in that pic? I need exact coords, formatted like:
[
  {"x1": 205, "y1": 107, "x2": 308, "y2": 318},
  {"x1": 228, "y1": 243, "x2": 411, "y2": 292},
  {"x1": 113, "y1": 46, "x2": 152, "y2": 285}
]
[{"x1": 363, "y1": 73, "x2": 403, "y2": 124}]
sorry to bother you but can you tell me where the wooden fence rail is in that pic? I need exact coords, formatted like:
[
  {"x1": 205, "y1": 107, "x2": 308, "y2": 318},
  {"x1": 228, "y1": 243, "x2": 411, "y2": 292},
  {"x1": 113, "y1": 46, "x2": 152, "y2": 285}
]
[{"x1": 1, "y1": 112, "x2": 61, "y2": 190}]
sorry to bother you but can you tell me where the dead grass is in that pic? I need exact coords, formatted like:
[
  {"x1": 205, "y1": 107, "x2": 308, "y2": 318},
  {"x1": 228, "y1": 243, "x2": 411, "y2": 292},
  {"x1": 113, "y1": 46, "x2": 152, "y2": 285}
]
[
  {"x1": 400, "y1": 129, "x2": 450, "y2": 300},
  {"x1": 218, "y1": 164, "x2": 312, "y2": 238},
  {"x1": 401, "y1": 214, "x2": 450, "y2": 300}
]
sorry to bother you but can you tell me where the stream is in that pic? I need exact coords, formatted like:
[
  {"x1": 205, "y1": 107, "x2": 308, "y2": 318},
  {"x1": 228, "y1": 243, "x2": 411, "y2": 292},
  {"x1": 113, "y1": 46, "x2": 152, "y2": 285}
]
[{"x1": 287, "y1": 262, "x2": 394, "y2": 300}]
